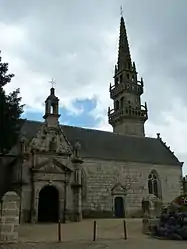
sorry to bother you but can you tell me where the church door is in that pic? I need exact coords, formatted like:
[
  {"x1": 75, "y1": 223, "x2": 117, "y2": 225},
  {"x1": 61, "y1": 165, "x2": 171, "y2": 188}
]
[
  {"x1": 114, "y1": 196, "x2": 124, "y2": 218},
  {"x1": 38, "y1": 185, "x2": 59, "y2": 223}
]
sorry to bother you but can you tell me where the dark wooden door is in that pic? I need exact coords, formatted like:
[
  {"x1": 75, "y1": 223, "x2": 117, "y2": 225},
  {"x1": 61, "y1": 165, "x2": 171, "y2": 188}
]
[{"x1": 114, "y1": 196, "x2": 124, "y2": 218}]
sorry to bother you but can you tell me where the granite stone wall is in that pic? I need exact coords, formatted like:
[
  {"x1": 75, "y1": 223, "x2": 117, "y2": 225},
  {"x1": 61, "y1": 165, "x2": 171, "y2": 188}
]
[
  {"x1": 0, "y1": 191, "x2": 20, "y2": 243},
  {"x1": 10, "y1": 155, "x2": 182, "y2": 222},
  {"x1": 82, "y1": 159, "x2": 182, "y2": 218}
]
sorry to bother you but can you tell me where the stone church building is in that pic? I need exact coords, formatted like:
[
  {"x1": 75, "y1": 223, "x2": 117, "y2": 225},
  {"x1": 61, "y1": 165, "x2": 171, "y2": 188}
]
[{"x1": 1, "y1": 16, "x2": 184, "y2": 223}]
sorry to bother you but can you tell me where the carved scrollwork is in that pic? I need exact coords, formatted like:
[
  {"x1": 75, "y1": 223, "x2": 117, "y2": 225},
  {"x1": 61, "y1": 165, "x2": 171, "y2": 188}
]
[{"x1": 29, "y1": 124, "x2": 71, "y2": 154}]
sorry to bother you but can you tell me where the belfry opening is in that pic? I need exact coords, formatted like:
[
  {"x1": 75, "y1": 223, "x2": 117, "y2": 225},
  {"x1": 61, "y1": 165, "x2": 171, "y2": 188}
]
[{"x1": 38, "y1": 185, "x2": 59, "y2": 223}]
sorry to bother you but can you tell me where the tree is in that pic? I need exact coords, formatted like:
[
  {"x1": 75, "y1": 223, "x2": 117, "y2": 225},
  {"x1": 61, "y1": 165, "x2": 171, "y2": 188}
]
[{"x1": 0, "y1": 51, "x2": 24, "y2": 154}]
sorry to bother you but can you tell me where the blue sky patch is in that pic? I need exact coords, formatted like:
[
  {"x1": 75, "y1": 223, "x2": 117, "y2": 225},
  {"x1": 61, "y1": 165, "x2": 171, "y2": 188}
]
[{"x1": 22, "y1": 98, "x2": 99, "y2": 128}]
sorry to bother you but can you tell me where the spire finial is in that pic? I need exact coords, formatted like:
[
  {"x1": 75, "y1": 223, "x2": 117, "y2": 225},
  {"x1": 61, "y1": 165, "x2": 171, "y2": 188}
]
[
  {"x1": 49, "y1": 78, "x2": 56, "y2": 88},
  {"x1": 120, "y1": 5, "x2": 123, "y2": 17},
  {"x1": 117, "y1": 8, "x2": 131, "y2": 71}
]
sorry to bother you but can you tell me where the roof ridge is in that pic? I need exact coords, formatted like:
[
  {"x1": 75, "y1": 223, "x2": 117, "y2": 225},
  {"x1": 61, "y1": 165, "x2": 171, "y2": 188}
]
[
  {"x1": 21, "y1": 118, "x2": 161, "y2": 140},
  {"x1": 6, "y1": 119, "x2": 181, "y2": 166}
]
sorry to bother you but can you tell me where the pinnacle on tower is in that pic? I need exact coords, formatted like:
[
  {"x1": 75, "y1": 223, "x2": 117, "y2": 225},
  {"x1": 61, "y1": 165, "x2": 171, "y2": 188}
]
[{"x1": 117, "y1": 14, "x2": 131, "y2": 72}]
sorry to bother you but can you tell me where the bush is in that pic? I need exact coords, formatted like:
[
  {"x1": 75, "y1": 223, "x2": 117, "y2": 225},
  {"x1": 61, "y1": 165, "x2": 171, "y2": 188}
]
[{"x1": 152, "y1": 194, "x2": 187, "y2": 240}]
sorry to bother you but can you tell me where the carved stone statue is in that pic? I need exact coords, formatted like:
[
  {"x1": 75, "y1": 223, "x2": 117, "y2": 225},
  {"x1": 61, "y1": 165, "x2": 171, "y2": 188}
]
[{"x1": 73, "y1": 141, "x2": 81, "y2": 158}]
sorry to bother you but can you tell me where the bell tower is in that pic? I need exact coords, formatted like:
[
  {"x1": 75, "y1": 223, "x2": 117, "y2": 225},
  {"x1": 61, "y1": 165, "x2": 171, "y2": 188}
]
[
  {"x1": 43, "y1": 85, "x2": 60, "y2": 127},
  {"x1": 108, "y1": 15, "x2": 148, "y2": 137}
]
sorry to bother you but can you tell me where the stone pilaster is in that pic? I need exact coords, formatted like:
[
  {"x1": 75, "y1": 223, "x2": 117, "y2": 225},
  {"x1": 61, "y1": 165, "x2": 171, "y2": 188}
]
[{"x1": 72, "y1": 157, "x2": 83, "y2": 222}]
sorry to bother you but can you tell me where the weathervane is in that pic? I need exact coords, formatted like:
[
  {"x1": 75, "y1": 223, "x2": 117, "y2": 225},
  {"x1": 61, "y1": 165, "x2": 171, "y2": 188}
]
[
  {"x1": 49, "y1": 78, "x2": 56, "y2": 88},
  {"x1": 120, "y1": 5, "x2": 123, "y2": 17}
]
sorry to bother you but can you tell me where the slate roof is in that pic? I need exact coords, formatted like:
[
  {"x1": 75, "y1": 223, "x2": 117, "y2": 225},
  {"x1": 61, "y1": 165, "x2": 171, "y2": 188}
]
[{"x1": 17, "y1": 119, "x2": 181, "y2": 166}]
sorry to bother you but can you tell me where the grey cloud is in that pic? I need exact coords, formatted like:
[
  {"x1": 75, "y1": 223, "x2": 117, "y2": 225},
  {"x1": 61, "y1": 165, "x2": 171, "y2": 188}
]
[{"x1": 0, "y1": 0, "x2": 187, "y2": 124}]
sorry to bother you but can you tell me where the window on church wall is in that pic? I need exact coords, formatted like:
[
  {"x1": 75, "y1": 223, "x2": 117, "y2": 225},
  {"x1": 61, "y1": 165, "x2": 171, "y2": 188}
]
[
  {"x1": 127, "y1": 73, "x2": 130, "y2": 79},
  {"x1": 153, "y1": 181, "x2": 158, "y2": 197},
  {"x1": 148, "y1": 179, "x2": 153, "y2": 194},
  {"x1": 148, "y1": 172, "x2": 159, "y2": 197},
  {"x1": 120, "y1": 75, "x2": 123, "y2": 83}
]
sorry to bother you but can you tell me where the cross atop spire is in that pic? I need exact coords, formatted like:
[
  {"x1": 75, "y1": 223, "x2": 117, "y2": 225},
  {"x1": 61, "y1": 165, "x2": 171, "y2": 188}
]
[
  {"x1": 49, "y1": 78, "x2": 56, "y2": 88},
  {"x1": 120, "y1": 5, "x2": 123, "y2": 17}
]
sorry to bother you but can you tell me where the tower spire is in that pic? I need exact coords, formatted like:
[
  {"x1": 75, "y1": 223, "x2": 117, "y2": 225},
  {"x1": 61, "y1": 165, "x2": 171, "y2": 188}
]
[
  {"x1": 117, "y1": 11, "x2": 131, "y2": 71},
  {"x1": 108, "y1": 14, "x2": 148, "y2": 137}
]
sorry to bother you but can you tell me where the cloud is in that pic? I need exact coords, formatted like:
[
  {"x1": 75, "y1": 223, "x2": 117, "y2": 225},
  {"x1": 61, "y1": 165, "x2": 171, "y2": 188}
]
[{"x1": 0, "y1": 0, "x2": 187, "y2": 174}]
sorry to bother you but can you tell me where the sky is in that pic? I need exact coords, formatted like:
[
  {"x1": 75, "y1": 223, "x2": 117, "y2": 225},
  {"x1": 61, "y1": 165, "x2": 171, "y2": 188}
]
[{"x1": 0, "y1": 0, "x2": 187, "y2": 175}]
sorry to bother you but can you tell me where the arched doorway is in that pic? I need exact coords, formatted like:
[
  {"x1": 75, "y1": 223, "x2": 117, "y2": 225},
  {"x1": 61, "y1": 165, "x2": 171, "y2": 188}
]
[
  {"x1": 38, "y1": 185, "x2": 59, "y2": 223},
  {"x1": 114, "y1": 196, "x2": 124, "y2": 218}
]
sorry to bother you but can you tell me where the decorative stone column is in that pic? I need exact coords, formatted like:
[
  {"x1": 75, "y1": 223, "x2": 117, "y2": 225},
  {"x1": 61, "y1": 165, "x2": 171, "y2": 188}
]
[{"x1": 71, "y1": 142, "x2": 84, "y2": 222}]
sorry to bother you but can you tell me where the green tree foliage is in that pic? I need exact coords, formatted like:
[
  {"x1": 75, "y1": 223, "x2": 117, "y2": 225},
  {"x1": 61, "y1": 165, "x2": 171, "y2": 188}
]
[{"x1": 0, "y1": 51, "x2": 24, "y2": 154}]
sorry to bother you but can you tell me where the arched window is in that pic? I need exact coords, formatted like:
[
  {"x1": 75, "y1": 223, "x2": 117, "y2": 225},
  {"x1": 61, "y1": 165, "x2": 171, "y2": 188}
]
[{"x1": 148, "y1": 171, "x2": 159, "y2": 197}]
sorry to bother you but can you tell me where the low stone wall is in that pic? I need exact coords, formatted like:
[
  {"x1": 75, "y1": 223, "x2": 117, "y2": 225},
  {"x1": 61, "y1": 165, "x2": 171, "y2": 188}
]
[{"x1": 0, "y1": 191, "x2": 20, "y2": 243}]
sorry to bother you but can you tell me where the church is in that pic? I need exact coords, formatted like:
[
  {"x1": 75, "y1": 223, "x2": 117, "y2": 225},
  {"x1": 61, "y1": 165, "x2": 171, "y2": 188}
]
[{"x1": 1, "y1": 16, "x2": 183, "y2": 223}]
